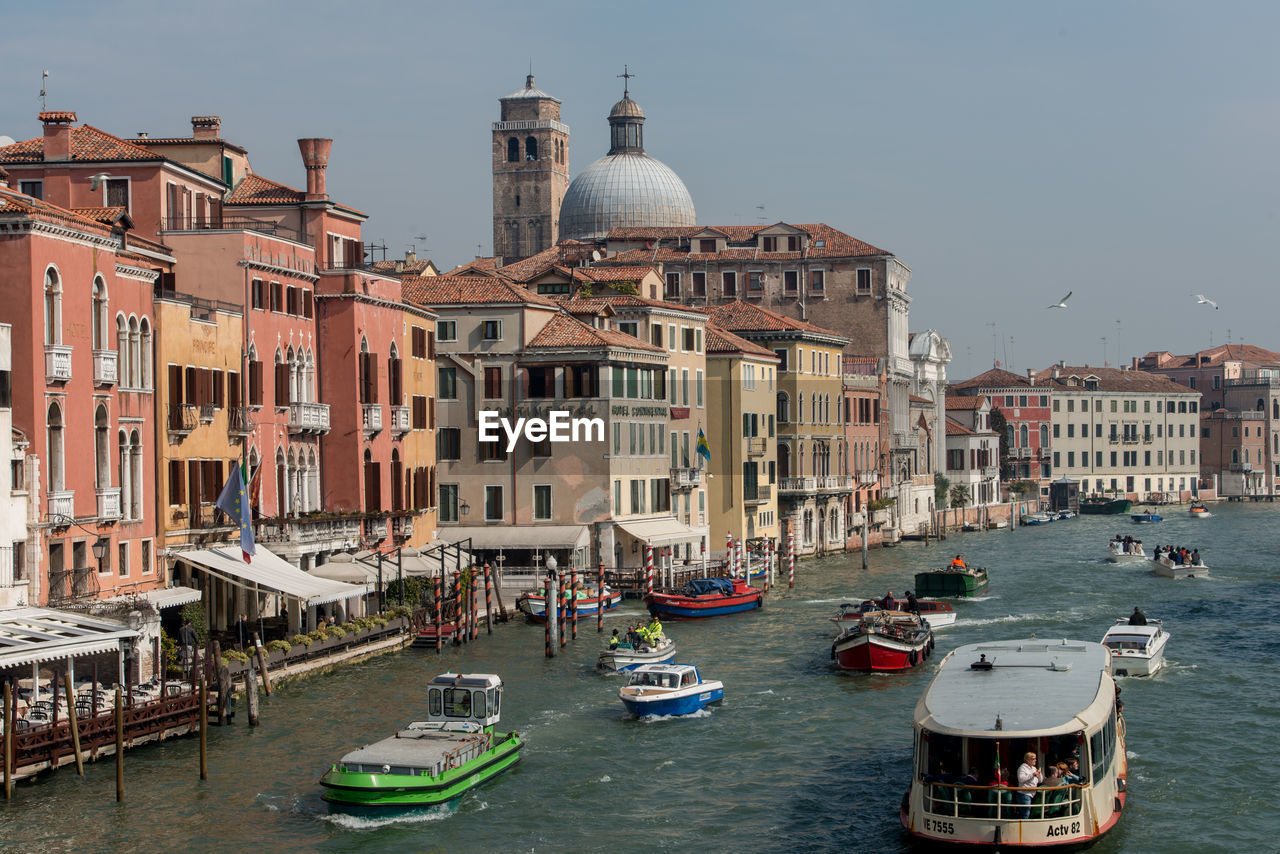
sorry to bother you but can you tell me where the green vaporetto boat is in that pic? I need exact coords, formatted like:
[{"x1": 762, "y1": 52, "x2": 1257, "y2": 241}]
[
  {"x1": 913, "y1": 565, "x2": 989, "y2": 598},
  {"x1": 320, "y1": 673, "x2": 522, "y2": 810}
]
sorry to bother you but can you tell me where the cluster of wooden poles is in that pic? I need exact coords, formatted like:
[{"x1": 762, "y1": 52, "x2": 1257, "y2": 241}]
[
  {"x1": 544, "y1": 563, "x2": 608, "y2": 658},
  {"x1": 425, "y1": 562, "x2": 505, "y2": 653}
]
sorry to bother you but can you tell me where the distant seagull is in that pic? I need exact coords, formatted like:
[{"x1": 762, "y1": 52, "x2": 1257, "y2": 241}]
[
  {"x1": 1193, "y1": 294, "x2": 1219, "y2": 310},
  {"x1": 1047, "y1": 291, "x2": 1072, "y2": 309}
]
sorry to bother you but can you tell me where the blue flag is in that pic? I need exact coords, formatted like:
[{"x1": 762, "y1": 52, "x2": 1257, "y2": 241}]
[
  {"x1": 696, "y1": 427, "x2": 711, "y2": 464},
  {"x1": 216, "y1": 462, "x2": 256, "y2": 563}
]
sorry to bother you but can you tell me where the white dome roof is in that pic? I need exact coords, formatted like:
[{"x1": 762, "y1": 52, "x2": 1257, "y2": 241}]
[{"x1": 559, "y1": 153, "x2": 696, "y2": 241}]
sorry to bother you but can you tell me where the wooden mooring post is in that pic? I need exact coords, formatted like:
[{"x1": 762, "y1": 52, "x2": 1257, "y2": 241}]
[
  {"x1": 114, "y1": 686, "x2": 124, "y2": 802},
  {"x1": 570, "y1": 569, "x2": 578, "y2": 641},
  {"x1": 482, "y1": 562, "x2": 494, "y2": 635},
  {"x1": 433, "y1": 575, "x2": 443, "y2": 653},
  {"x1": 199, "y1": 673, "x2": 208, "y2": 780},
  {"x1": 252, "y1": 633, "x2": 272, "y2": 696},
  {"x1": 245, "y1": 664, "x2": 260, "y2": 726},
  {"x1": 62, "y1": 672, "x2": 84, "y2": 776},
  {"x1": 3, "y1": 682, "x2": 12, "y2": 800}
]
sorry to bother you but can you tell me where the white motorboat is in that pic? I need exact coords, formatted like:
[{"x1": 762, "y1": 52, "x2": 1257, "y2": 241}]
[
  {"x1": 1188, "y1": 502, "x2": 1212, "y2": 519},
  {"x1": 1105, "y1": 539, "x2": 1146, "y2": 563},
  {"x1": 1102, "y1": 619, "x2": 1170, "y2": 677},
  {"x1": 597, "y1": 635, "x2": 676, "y2": 672},
  {"x1": 1153, "y1": 553, "x2": 1208, "y2": 579}
]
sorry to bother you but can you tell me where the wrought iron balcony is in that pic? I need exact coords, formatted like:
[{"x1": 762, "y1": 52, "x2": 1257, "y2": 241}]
[
  {"x1": 747, "y1": 437, "x2": 767, "y2": 457},
  {"x1": 362, "y1": 403, "x2": 383, "y2": 436},
  {"x1": 48, "y1": 490, "x2": 75, "y2": 521},
  {"x1": 45, "y1": 345, "x2": 72, "y2": 383},
  {"x1": 96, "y1": 487, "x2": 121, "y2": 521},
  {"x1": 160, "y1": 215, "x2": 308, "y2": 244},
  {"x1": 92, "y1": 349, "x2": 117, "y2": 386},
  {"x1": 199, "y1": 403, "x2": 215, "y2": 423},
  {"x1": 671, "y1": 467, "x2": 703, "y2": 489},
  {"x1": 168, "y1": 403, "x2": 198, "y2": 435},
  {"x1": 228, "y1": 406, "x2": 254, "y2": 438},
  {"x1": 390, "y1": 405, "x2": 411, "y2": 436},
  {"x1": 288, "y1": 402, "x2": 331, "y2": 434}
]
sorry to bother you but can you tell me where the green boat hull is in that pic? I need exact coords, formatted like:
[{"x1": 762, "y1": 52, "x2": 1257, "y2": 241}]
[
  {"x1": 1079, "y1": 498, "x2": 1132, "y2": 515},
  {"x1": 914, "y1": 569, "x2": 989, "y2": 598},
  {"x1": 320, "y1": 733, "x2": 522, "y2": 809}
]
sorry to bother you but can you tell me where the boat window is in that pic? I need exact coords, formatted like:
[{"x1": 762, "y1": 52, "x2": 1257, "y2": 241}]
[
  {"x1": 472, "y1": 690, "x2": 487, "y2": 719},
  {"x1": 490, "y1": 688, "x2": 499, "y2": 716},
  {"x1": 428, "y1": 688, "x2": 442, "y2": 717},
  {"x1": 443, "y1": 687, "x2": 472, "y2": 717},
  {"x1": 920, "y1": 731, "x2": 963, "y2": 779}
]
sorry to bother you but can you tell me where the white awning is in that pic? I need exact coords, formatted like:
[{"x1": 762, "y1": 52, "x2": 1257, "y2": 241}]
[
  {"x1": 616, "y1": 518, "x2": 703, "y2": 545},
  {"x1": 403, "y1": 542, "x2": 474, "y2": 576},
  {"x1": 309, "y1": 556, "x2": 379, "y2": 586},
  {"x1": 440, "y1": 525, "x2": 590, "y2": 551},
  {"x1": 176, "y1": 546, "x2": 365, "y2": 607},
  {"x1": 102, "y1": 585, "x2": 203, "y2": 611},
  {"x1": 0, "y1": 607, "x2": 138, "y2": 670}
]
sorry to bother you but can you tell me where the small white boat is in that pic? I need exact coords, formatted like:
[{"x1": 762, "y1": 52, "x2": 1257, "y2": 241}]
[
  {"x1": 597, "y1": 635, "x2": 676, "y2": 672},
  {"x1": 1105, "y1": 539, "x2": 1146, "y2": 563},
  {"x1": 1056, "y1": 509, "x2": 1077, "y2": 520},
  {"x1": 986, "y1": 519, "x2": 1007, "y2": 530},
  {"x1": 1021, "y1": 512, "x2": 1053, "y2": 525},
  {"x1": 1153, "y1": 554, "x2": 1208, "y2": 579},
  {"x1": 1188, "y1": 502, "x2": 1212, "y2": 519},
  {"x1": 1102, "y1": 619, "x2": 1170, "y2": 677}
]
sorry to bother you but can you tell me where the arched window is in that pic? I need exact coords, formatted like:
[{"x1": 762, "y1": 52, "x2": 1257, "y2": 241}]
[
  {"x1": 118, "y1": 429, "x2": 130, "y2": 518},
  {"x1": 307, "y1": 448, "x2": 319, "y2": 512},
  {"x1": 92, "y1": 277, "x2": 107, "y2": 349},
  {"x1": 140, "y1": 318, "x2": 152, "y2": 388},
  {"x1": 1040, "y1": 424, "x2": 1049, "y2": 449},
  {"x1": 129, "y1": 430, "x2": 143, "y2": 520},
  {"x1": 44, "y1": 267, "x2": 61, "y2": 346},
  {"x1": 391, "y1": 449, "x2": 403, "y2": 512},
  {"x1": 116, "y1": 315, "x2": 130, "y2": 388},
  {"x1": 776, "y1": 392, "x2": 790, "y2": 423},
  {"x1": 46, "y1": 402, "x2": 65, "y2": 493},
  {"x1": 287, "y1": 448, "x2": 298, "y2": 516},
  {"x1": 388, "y1": 343, "x2": 402, "y2": 405},
  {"x1": 128, "y1": 316, "x2": 141, "y2": 388},
  {"x1": 95, "y1": 405, "x2": 110, "y2": 490},
  {"x1": 286, "y1": 346, "x2": 298, "y2": 405},
  {"x1": 363, "y1": 449, "x2": 381, "y2": 512},
  {"x1": 507, "y1": 137, "x2": 519, "y2": 162},
  {"x1": 1232, "y1": 449, "x2": 1239, "y2": 464},
  {"x1": 828, "y1": 508, "x2": 839, "y2": 543},
  {"x1": 1019, "y1": 423, "x2": 1029, "y2": 447},
  {"x1": 507, "y1": 221, "x2": 519, "y2": 256},
  {"x1": 778, "y1": 443, "x2": 791, "y2": 480},
  {"x1": 275, "y1": 448, "x2": 287, "y2": 517},
  {"x1": 1258, "y1": 398, "x2": 1266, "y2": 412},
  {"x1": 525, "y1": 136, "x2": 538, "y2": 160},
  {"x1": 304, "y1": 349, "x2": 315, "y2": 404}
]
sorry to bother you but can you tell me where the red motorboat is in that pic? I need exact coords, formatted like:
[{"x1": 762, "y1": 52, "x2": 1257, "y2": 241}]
[
  {"x1": 831, "y1": 611, "x2": 934, "y2": 672},
  {"x1": 645, "y1": 577, "x2": 763, "y2": 619},
  {"x1": 830, "y1": 599, "x2": 956, "y2": 628}
]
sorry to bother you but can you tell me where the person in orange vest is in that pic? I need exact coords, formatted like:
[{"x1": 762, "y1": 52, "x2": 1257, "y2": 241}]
[{"x1": 950, "y1": 554, "x2": 966, "y2": 569}]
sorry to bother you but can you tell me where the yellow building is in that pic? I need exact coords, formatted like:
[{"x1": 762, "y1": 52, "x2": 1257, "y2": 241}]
[
  {"x1": 704, "y1": 320, "x2": 780, "y2": 553},
  {"x1": 710, "y1": 302, "x2": 851, "y2": 557},
  {"x1": 397, "y1": 310, "x2": 439, "y2": 548}
]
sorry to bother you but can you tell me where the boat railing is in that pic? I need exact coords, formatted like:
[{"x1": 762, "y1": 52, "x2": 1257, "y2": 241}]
[{"x1": 924, "y1": 780, "x2": 1084, "y2": 820}]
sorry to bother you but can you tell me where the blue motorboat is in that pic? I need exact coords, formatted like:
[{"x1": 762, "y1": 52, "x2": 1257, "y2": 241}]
[
  {"x1": 618, "y1": 663, "x2": 724, "y2": 717},
  {"x1": 1131, "y1": 508, "x2": 1162, "y2": 523}
]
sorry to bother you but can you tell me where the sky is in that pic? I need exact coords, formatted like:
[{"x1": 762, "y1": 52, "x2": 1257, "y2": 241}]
[{"x1": 3, "y1": 0, "x2": 1277, "y2": 381}]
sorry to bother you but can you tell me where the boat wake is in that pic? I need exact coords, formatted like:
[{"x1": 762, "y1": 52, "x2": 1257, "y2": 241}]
[
  {"x1": 318, "y1": 804, "x2": 455, "y2": 831},
  {"x1": 639, "y1": 708, "x2": 713, "y2": 723}
]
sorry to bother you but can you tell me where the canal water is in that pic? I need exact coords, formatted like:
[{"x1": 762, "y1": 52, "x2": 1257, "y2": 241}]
[{"x1": 2, "y1": 503, "x2": 1274, "y2": 853}]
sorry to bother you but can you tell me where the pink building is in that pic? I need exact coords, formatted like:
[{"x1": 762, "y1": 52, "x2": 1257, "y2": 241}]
[
  {"x1": 950, "y1": 367, "x2": 1053, "y2": 492},
  {"x1": 841, "y1": 356, "x2": 883, "y2": 546}
]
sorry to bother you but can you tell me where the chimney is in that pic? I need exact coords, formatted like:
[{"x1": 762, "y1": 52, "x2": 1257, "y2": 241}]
[
  {"x1": 297, "y1": 138, "x2": 333, "y2": 200},
  {"x1": 1051, "y1": 365, "x2": 1061, "y2": 379},
  {"x1": 404, "y1": 250, "x2": 416, "y2": 264},
  {"x1": 1131, "y1": 356, "x2": 1139, "y2": 370},
  {"x1": 40, "y1": 111, "x2": 77, "y2": 162},
  {"x1": 191, "y1": 116, "x2": 221, "y2": 139},
  {"x1": 1026, "y1": 368, "x2": 1034, "y2": 380},
  {"x1": 0, "y1": 165, "x2": 8, "y2": 189},
  {"x1": 137, "y1": 132, "x2": 149, "y2": 139}
]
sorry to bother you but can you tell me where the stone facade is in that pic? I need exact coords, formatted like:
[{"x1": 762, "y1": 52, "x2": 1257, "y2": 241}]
[{"x1": 492, "y1": 76, "x2": 569, "y2": 264}]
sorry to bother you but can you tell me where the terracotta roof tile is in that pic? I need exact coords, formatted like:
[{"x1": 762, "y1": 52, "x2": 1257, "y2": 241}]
[
  {"x1": 945, "y1": 417, "x2": 974, "y2": 436},
  {"x1": 71, "y1": 206, "x2": 130, "y2": 226},
  {"x1": 709, "y1": 300, "x2": 848, "y2": 341},
  {"x1": 0, "y1": 124, "x2": 162, "y2": 163},
  {"x1": 0, "y1": 187, "x2": 116, "y2": 234},
  {"x1": 442, "y1": 257, "x2": 501, "y2": 276},
  {"x1": 909, "y1": 394, "x2": 933, "y2": 405},
  {"x1": 604, "y1": 223, "x2": 890, "y2": 258},
  {"x1": 558, "y1": 295, "x2": 706, "y2": 316},
  {"x1": 950, "y1": 367, "x2": 1039, "y2": 390},
  {"x1": 402, "y1": 275, "x2": 560, "y2": 308},
  {"x1": 1029, "y1": 365, "x2": 1196, "y2": 394},
  {"x1": 527, "y1": 313, "x2": 663, "y2": 352},
  {"x1": 498, "y1": 244, "x2": 597, "y2": 281},
  {"x1": 224, "y1": 173, "x2": 305, "y2": 205},
  {"x1": 704, "y1": 321, "x2": 778, "y2": 358},
  {"x1": 944, "y1": 396, "x2": 986, "y2": 410}
]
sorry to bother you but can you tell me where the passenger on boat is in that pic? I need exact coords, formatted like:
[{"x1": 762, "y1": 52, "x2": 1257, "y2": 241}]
[
  {"x1": 1015, "y1": 753, "x2": 1042, "y2": 818},
  {"x1": 1059, "y1": 760, "x2": 1083, "y2": 785},
  {"x1": 646, "y1": 617, "x2": 663, "y2": 645},
  {"x1": 1191, "y1": 548, "x2": 1201, "y2": 565},
  {"x1": 905, "y1": 590, "x2": 919, "y2": 615},
  {"x1": 1129, "y1": 607, "x2": 1147, "y2": 626},
  {"x1": 609, "y1": 629, "x2": 620, "y2": 649},
  {"x1": 881, "y1": 591, "x2": 897, "y2": 611},
  {"x1": 1041, "y1": 764, "x2": 1068, "y2": 818},
  {"x1": 950, "y1": 554, "x2": 966, "y2": 569},
  {"x1": 627, "y1": 625, "x2": 642, "y2": 648}
]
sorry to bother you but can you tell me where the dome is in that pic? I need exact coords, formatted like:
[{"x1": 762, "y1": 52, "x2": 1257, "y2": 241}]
[
  {"x1": 559, "y1": 153, "x2": 696, "y2": 241},
  {"x1": 609, "y1": 94, "x2": 645, "y2": 119}
]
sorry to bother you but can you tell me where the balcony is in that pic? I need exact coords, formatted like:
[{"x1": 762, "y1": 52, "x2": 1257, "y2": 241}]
[
  {"x1": 362, "y1": 403, "x2": 383, "y2": 436},
  {"x1": 981, "y1": 466, "x2": 999, "y2": 479},
  {"x1": 1229, "y1": 462, "x2": 1255, "y2": 473},
  {"x1": 745, "y1": 484, "x2": 772, "y2": 505},
  {"x1": 256, "y1": 516, "x2": 362, "y2": 551},
  {"x1": 390, "y1": 405, "x2": 411, "y2": 436},
  {"x1": 160, "y1": 215, "x2": 308, "y2": 245},
  {"x1": 779, "y1": 476, "x2": 816, "y2": 494},
  {"x1": 228, "y1": 406, "x2": 254, "y2": 438},
  {"x1": 747, "y1": 437, "x2": 767, "y2": 457},
  {"x1": 92, "y1": 349, "x2": 118, "y2": 386},
  {"x1": 857, "y1": 470, "x2": 879, "y2": 486},
  {"x1": 168, "y1": 403, "x2": 198, "y2": 436},
  {"x1": 816, "y1": 475, "x2": 853, "y2": 493},
  {"x1": 199, "y1": 403, "x2": 215, "y2": 424},
  {"x1": 362, "y1": 517, "x2": 387, "y2": 544},
  {"x1": 671, "y1": 467, "x2": 704, "y2": 489},
  {"x1": 45, "y1": 345, "x2": 72, "y2": 384},
  {"x1": 48, "y1": 490, "x2": 75, "y2": 521},
  {"x1": 288, "y1": 402, "x2": 331, "y2": 435},
  {"x1": 890, "y1": 431, "x2": 914, "y2": 450},
  {"x1": 391, "y1": 514, "x2": 414, "y2": 540},
  {"x1": 1038, "y1": 447, "x2": 1052, "y2": 459},
  {"x1": 96, "y1": 487, "x2": 121, "y2": 521}
]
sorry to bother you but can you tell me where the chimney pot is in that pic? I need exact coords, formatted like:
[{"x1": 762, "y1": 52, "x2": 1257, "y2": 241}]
[
  {"x1": 40, "y1": 110, "x2": 76, "y2": 162},
  {"x1": 297, "y1": 138, "x2": 333, "y2": 200},
  {"x1": 137, "y1": 132, "x2": 148, "y2": 139},
  {"x1": 191, "y1": 116, "x2": 221, "y2": 139}
]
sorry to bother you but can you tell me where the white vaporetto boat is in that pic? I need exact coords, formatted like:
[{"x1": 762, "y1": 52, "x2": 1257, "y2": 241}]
[
  {"x1": 1101, "y1": 620, "x2": 1170, "y2": 677},
  {"x1": 1105, "y1": 539, "x2": 1146, "y2": 563},
  {"x1": 902, "y1": 639, "x2": 1127, "y2": 849}
]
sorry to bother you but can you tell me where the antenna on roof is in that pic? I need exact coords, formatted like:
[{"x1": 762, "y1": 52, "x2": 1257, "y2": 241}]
[
  {"x1": 756, "y1": 204, "x2": 767, "y2": 224},
  {"x1": 986, "y1": 322, "x2": 997, "y2": 368},
  {"x1": 40, "y1": 70, "x2": 48, "y2": 110}
]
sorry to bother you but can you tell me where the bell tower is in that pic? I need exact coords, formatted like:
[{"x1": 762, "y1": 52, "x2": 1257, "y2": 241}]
[{"x1": 492, "y1": 75, "x2": 570, "y2": 265}]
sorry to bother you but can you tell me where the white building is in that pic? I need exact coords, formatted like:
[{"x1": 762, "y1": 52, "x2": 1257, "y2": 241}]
[
  {"x1": 944, "y1": 396, "x2": 1001, "y2": 507},
  {"x1": 0, "y1": 323, "x2": 34, "y2": 608}
]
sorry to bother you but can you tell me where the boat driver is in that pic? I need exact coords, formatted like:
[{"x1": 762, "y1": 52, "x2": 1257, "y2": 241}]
[{"x1": 950, "y1": 554, "x2": 966, "y2": 569}]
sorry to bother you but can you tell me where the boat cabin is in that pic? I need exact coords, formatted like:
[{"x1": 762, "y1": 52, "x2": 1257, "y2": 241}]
[
  {"x1": 426, "y1": 672, "x2": 504, "y2": 728},
  {"x1": 1102, "y1": 622, "x2": 1164, "y2": 654},
  {"x1": 625, "y1": 664, "x2": 699, "y2": 690}
]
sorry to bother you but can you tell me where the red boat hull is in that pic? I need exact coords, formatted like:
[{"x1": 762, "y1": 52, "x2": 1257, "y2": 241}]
[{"x1": 833, "y1": 630, "x2": 932, "y2": 672}]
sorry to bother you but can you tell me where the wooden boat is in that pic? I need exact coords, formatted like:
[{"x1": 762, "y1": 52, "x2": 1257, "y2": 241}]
[
  {"x1": 1153, "y1": 554, "x2": 1208, "y2": 579},
  {"x1": 618, "y1": 663, "x2": 723, "y2": 717},
  {"x1": 1130, "y1": 508, "x2": 1162, "y2": 523},
  {"x1": 1021, "y1": 512, "x2": 1053, "y2": 525},
  {"x1": 1080, "y1": 496, "x2": 1133, "y2": 515},
  {"x1": 831, "y1": 599, "x2": 957, "y2": 628},
  {"x1": 914, "y1": 566, "x2": 989, "y2": 598},
  {"x1": 1105, "y1": 539, "x2": 1146, "y2": 563},
  {"x1": 962, "y1": 521, "x2": 981, "y2": 532},
  {"x1": 516, "y1": 586, "x2": 622, "y2": 622},
  {"x1": 1188, "y1": 502, "x2": 1213, "y2": 518},
  {"x1": 320, "y1": 673, "x2": 521, "y2": 810},
  {"x1": 831, "y1": 611, "x2": 934, "y2": 672},
  {"x1": 902, "y1": 639, "x2": 1127, "y2": 848},
  {"x1": 1102, "y1": 619, "x2": 1170, "y2": 677},
  {"x1": 597, "y1": 635, "x2": 676, "y2": 672},
  {"x1": 645, "y1": 577, "x2": 762, "y2": 619}
]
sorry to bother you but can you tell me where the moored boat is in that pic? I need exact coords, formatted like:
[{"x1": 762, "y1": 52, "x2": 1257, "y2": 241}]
[
  {"x1": 618, "y1": 663, "x2": 723, "y2": 717},
  {"x1": 597, "y1": 634, "x2": 676, "y2": 672},
  {"x1": 914, "y1": 566, "x2": 989, "y2": 598},
  {"x1": 320, "y1": 673, "x2": 521, "y2": 810},
  {"x1": 1188, "y1": 502, "x2": 1212, "y2": 518},
  {"x1": 1080, "y1": 495, "x2": 1133, "y2": 515},
  {"x1": 1054, "y1": 509, "x2": 1077, "y2": 520},
  {"x1": 645, "y1": 577, "x2": 762, "y2": 619},
  {"x1": 1102, "y1": 619, "x2": 1170, "y2": 677},
  {"x1": 831, "y1": 611, "x2": 934, "y2": 672},
  {"x1": 1153, "y1": 553, "x2": 1208, "y2": 579},
  {"x1": 1021, "y1": 512, "x2": 1053, "y2": 525},
  {"x1": 516, "y1": 585, "x2": 622, "y2": 622},
  {"x1": 831, "y1": 599, "x2": 957, "y2": 628},
  {"x1": 901, "y1": 639, "x2": 1127, "y2": 848}
]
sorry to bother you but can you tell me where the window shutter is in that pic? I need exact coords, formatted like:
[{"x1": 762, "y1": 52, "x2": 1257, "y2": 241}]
[
  {"x1": 275, "y1": 363, "x2": 289, "y2": 406},
  {"x1": 368, "y1": 357, "x2": 379, "y2": 403},
  {"x1": 249, "y1": 361, "x2": 262, "y2": 406},
  {"x1": 428, "y1": 396, "x2": 435, "y2": 429},
  {"x1": 427, "y1": 330, "x2": 435, "y2": 360},
  {"x1": 169, "y1": 460, "x2": 185, "y2": 504}
]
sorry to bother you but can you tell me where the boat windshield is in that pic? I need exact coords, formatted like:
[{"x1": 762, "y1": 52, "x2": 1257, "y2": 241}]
[
  {"x1": 1103, "y1": 636, "x2": 1149, "y2": 651},
  {"x1": 443, "y1": 687, "x2": 472, "y2": 717}
]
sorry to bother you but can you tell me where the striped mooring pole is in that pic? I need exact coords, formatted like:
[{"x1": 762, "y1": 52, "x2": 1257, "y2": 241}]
[
  {"x1": 788, "y1": 528, "x2": 796, "y2": 589},
  {"x1": 597, "y1": 561, "x2": 605, "y2": 633},
  {"x1": 645, "y1": 542, "x2": 654, "y2": 596}
]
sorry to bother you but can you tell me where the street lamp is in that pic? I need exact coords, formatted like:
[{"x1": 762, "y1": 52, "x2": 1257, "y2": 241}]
[{"x1": 91, "y1": 536, "x2": 108, "y2": 565}]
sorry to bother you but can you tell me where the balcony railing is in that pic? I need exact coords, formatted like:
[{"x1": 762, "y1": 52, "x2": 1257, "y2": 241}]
[
  {"x1": 672, "y1": 467, "x2": 704, "y2": 489},
  {"x1": 1229, "y1": 462, "x2": 1255, "y2": 473},
  {"x1": 1225, "y1": 373, "x2": 1280, "y2": 388},
  {"x1": 96, "y1": 487, "x2": 121, "y2": 521},
  {"x1": 168, "y1": 403, "x2": 198, "y2": 435},
  {"x1": 981, "y1": 466, "x2": 999, "y2": 478},
  {"x1": 199, "y1": 403, "x2": 215, "y2": 423},
  {"x1": 391, "y1": 515, "x2": 414, "y2": 540},
  {"x1": 779, "y1": 476, "x2": 816, "y2": 493},
  {"x1": 747, "y1": 437, "x2": 767, "y2": 457},
  {"x1": 45, "y1": 345, "x2": 72, "y2": 383},
  {"x1": 857, "y1": 470, "x2": 879, "y2": 486},
  {"x1": 228, "y1": 406, "x2": 254, "y2": 438},
  {"x1": 48, "y1": 490, "x2": 75, "y2": 521},
  {"x1": 362, "y1": 403, "x2": 383, "y2": 435},
  {"x1": 288, "y1": 402, "x2": 332, "y2": 434},
  {"x1": 92, "y1": 349, "x2": 118, "y2": 386},
  {"x1": 745, "y1": 484, "x2": 772, "y2": 504},
  {"x1": 817, "y1": 475, "x2": 853, "y2": 492},
  {"x1": 362, "y1": 517, "x2": 387, "y2": 544},
  {"x1": 390, "y1": 405, "x2": 411, "y2": 436},
  {"x1": 160, "y1": 215, "x2": 308, "y2": 245},
  {"x1": 891, "y1": 431, "x2": 914, "y2": 450},
  {"x1": 256, "y1": 516, "x2": 362, "y2": 550}
]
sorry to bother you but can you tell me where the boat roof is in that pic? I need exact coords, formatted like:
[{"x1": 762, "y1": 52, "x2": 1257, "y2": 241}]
[
  {"x1": 428, "y1": 672, "x2": 502, "y2": 689},
  {"x1": 632, "y1": 663, "x2": 696, "y2": 675},
  {"x1": 915, "y1": 639, "x2": 1113, "y2": 737},
  {"x1": 1103, "y1": 623, "x2": 1163, "y2": 640}
]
